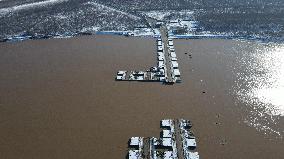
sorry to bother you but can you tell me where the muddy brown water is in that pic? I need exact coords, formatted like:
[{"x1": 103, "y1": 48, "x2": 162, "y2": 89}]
[{"x1": 0, "y1": 35, "x2": 283, "y2": 159}]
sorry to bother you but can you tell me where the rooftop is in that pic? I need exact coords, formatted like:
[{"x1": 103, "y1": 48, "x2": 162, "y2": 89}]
[{"x1": 128, "y1": 150, "x2": 142, "y2": 159}]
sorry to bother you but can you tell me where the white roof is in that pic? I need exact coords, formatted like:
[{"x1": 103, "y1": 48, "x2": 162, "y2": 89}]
[
  {"x1": 180, "y1": 119, "x2": 192, "y2": 128},
  {"x1": 185, "y1": 138, "x2": 196, "y2": 147},
  {"x1": 185, "y1": 151, "x2": 199, "y2": 159},
  {"x1": 170, "y1": 52, "x2": 177, "y2": 58},
  {"x1": 171, "y1": 61, "x2": 179, "y2": 68},
  {"x1": 161, "y1": 138, "x2": 172, "y2": 147},
  {"x1": 170, "y1": 20, "x2": 178, "y2": 23},
  {"x1": 161, "y1": 119, "x2": 173, "y2": 127},
  {"x1": 158, "y1": 52, "x2": 164, "y2": 56},
  {"x1": 183, "y1": 130, "x2": 195, "y2": 139},
  {"x1": 130, "y1": 137, "x2": 143, "y2": 146},
  {"x1": 158, "y1": 46, "x2": 163, "y2": 51},
  {"x1": 171, "y1": 57, "x2": 177, "y2": 61},
  {"x1": 117, "y1": 71, "x2": 126, "y2": 75},
  {"x1": 160, "y1": 77, "x2": 166, "y2": 81},
  {"x1": 162, "y1": 130, "x2": 172, "y2": 138},
  {"x1": 136, "y1": 76, "x2": 144, "y2": 80},
  {"x1": 132, "y1": 71, "x2": 145, "y2": 75},
  {"x1": 164, "y1": 151, "x2": 174, "y2": 159},
  {"x1": 173, "y1": 69, "x2": 180, "y2": 76},
  {"x1": 158, "y1": 61, "x2": 165, "y2": 67},
  {"x1": 152, "y1": 137, "x2": 159, "y2": 146},
  {"x1": 158, "y1": 56, "x2": 164, "y2": 61},
  {"x1": 168, "y1": 41, "x2": 174, "y2": 46},
  {"x1": 158, "y1": 41, "x2": 162, "y2": 46},
  {"x1": 152, "y1": 137, "x2": 172, "y2": 147},
  {"x1": 129, "y1": 150, "x2": 142, "y2": 159},
  {"x1": 116, "y1": 75, "x2": 123, "y2": 80}
]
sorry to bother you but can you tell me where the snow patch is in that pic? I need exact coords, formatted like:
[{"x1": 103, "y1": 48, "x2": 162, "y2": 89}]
[
  {"x1": 85, "y1": 1, "x2": 141, "y2": 20},
  {"x1": 0, "y1": 0, "x2": 69, "y2": 16}
]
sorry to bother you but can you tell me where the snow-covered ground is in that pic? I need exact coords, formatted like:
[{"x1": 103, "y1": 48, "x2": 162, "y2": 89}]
[
  {"x1": 0, "y1": 0, "x2": 69, "y2": 16},
  {"x1": 141, "y1": 10, "x2": 194, "y2": 21},
  {"x1": 0, "y1": 0, "x2": 283, "y2": 42}
]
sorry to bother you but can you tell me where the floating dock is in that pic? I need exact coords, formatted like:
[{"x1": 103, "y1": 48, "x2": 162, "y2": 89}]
[
  {"x1": 115, "y1": 26, "x2": 181, "y2": 84},
  {"x1": 127, "y1": 119, "x2": 199, "y2": 159}
]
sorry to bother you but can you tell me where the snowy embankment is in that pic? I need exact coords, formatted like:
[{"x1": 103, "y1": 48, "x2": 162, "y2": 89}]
[
  {"x1": 0, "y1": 0, "x2": 69, "y2": 16},
  {"x1": 0, "y1": 0, "x2": 147, "y2": 42}
]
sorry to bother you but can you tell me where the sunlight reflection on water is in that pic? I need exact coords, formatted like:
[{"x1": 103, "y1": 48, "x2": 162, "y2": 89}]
[
  {"x1": 233, "y1": 42, "x2": 284, "y2": 137},
  {"x1": 249, "y1": 45, "x2": 284, "y2": 116}
]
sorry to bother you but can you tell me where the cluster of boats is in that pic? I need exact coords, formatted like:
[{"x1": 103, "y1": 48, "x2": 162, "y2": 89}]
[{"x1": 127, "y1": 119, "x2": 199, "y2": 159}]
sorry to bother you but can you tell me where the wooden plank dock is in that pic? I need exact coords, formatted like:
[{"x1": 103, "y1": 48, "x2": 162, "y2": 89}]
[{"x1": 115, "y1": 25, "x2": 181, "y2": 84}]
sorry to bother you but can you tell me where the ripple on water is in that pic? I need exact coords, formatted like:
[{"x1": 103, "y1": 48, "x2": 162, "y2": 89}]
[{"x1": 233, "y1": 41, "x2": 284, "y2": 137}]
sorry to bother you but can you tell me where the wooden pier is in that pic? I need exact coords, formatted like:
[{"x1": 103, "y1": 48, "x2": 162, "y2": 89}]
[
  {"x1": 127, "y1": 119, "x2": 199, "y2": 159},
  {"x1": 116, "y1": 25, "x2": 181, "y2": 84},
  {"x1": 160, "y1": 26, "x2": 175, "y2": 84}
]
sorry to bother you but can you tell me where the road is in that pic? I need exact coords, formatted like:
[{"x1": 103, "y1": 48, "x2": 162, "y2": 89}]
[{"x1": 174, "y1": 119, "x2": 185, "y2": 159}]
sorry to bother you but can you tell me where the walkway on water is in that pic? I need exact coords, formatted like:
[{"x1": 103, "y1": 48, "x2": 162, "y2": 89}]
[
  {"x1": 160, "y1": 26, "x2": 174, "y2": 83},
  {"x1": 174, "y1": 119, "x2": 185, "y2": 159}
]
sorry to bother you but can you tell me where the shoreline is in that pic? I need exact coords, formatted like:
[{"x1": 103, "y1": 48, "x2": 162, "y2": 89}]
[{"x1": 1, "y1": 31, "x2": 284, "y2": 44}]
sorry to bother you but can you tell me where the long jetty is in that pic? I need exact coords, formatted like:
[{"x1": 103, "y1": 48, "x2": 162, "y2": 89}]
[{"x1": 115, "y1": 25, "x2": 181, "y2": 84}]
